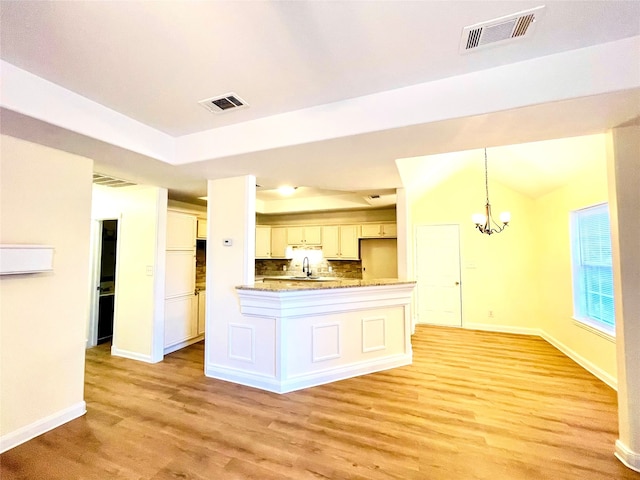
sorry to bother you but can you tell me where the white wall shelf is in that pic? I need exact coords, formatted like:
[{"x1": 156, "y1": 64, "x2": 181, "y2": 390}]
[{"x1": 0, "y1": 244, "x2": 54, "y2": 275}]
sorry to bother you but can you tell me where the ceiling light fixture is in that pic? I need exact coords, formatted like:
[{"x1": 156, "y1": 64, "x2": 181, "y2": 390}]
[
  {"x1": 472, "y1": 148, "x2": 511, "y2": 235},
  {"x1": 278, "y1": 186, "x2": 297, "y2": 196}
]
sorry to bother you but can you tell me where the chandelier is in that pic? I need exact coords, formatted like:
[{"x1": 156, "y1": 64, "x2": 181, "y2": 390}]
[{"x1": 472, "y1": 148, "x2": 511, "y2": 235}]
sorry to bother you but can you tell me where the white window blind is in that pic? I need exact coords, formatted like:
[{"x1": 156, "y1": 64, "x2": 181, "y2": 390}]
[{"x1": 571, "y1": 203, "x2": 615, "y2": 335}]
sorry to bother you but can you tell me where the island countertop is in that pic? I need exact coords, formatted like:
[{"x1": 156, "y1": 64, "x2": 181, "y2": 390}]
[{"x1": 236, "y1": 278, "x2": 415, "y2": 292}]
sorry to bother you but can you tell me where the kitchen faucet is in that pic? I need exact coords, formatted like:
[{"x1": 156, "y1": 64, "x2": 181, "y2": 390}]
[{"x1": 302, "y1": 256, "x2": 311, "y2": 277}]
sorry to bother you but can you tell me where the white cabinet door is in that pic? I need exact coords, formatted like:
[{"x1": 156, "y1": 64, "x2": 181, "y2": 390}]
[
  {"x1": 165, "y1": 251, "x2": 195, "y2": 297},
  {"x1": 286, "y1": 226, "x2": 304, "y2": 245},
  {"x1": 256, "y1": 226, "x2": 271, "y2": 258},
  {"x1": 322, "y1": 225, "x2": 359, "y2": 260},
  {"x1": 287, "y1": 226, "x2": 321, "y2": 245},
  {"x1": 305, "y1": 226, "x2": 322, "y2": 245},
  {"x1": 382, "y1": 223, "x2": 397, "y2": 237},
  {"x1": 196, "y1": 218, "x2": 207, "y2": 239},
  {"x1": 271, "y1": 227, "x2": 289, "y2": 258},
  {"x1": 197, "y1": 290, "x2": 206, "y2": 336},
  {"x1": 339, "y1": 225, "x2": 359, "y2": 259},
  {"x1": 322, "y1": 226, "x2": 340, "y2": 259},
  {"x1": 164, "y1": 294, "x2": 197, "y2": 347},
  {"x1": 167, "y1": 211, "x2": 197, "y2": 249},
  {"x1": 360, "y1": 223, "x2": 397, "y2": 238}
]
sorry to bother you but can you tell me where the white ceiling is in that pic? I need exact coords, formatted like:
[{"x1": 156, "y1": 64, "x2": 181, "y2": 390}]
[{"x1": 1, "y1": 1, "x2": 639, "y2": 208}]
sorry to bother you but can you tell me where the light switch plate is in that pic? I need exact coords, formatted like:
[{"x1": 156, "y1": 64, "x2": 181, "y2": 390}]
[{"x1": 223, "y1": 238, "x2": 232, "y2": 246}]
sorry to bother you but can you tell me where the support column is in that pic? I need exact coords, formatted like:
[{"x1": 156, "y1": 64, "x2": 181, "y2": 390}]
[
  {"x1": 607, "y1": 125, "x2": 640, "y2": 472},
  {"x1": 204, "y1": 175, "x2": 257, "y2": 375}
]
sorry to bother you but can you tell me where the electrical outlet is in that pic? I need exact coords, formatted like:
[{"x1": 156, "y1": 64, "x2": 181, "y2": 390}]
[{"x1": 488, "y1": 310, "x2": 494, "y2": 318}]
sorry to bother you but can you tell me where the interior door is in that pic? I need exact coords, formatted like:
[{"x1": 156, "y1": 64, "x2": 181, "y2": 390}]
[{"x1": 416, "y1": 225, "x2": 462, "y2": 326}]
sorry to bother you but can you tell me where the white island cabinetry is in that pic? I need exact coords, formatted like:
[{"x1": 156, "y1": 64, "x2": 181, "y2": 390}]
[{"x1": 208, "y1": 279, "x2": 415, "y2": 394}]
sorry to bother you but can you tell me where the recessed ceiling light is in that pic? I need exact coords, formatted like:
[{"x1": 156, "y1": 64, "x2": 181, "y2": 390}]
[{"x1": 278, "y1": 186, "x2": 297, "y2": 196}]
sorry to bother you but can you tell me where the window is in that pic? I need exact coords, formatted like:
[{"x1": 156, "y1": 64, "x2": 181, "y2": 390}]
[{"x1": 571, "y1": 203, "x2": 615, "y2": 336}]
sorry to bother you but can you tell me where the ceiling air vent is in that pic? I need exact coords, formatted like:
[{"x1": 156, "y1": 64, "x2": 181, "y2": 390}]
[
  {"x1": 93, "y1": 173, "x2": 136, "y2": 188},
  {"x1": 198, "y1": 93, "x2": 249, "y2": 114},
  {"x1": 460, "y1": 5, "x2": 545, "y2": 53}
]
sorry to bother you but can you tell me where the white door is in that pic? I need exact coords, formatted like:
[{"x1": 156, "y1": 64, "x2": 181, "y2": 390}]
[
  {"x1": 416, "y1": 225, "x2": 462, "y2": 326},
  {"x1": 360, "y1": 238, "x2": 398, "y2": 280}
]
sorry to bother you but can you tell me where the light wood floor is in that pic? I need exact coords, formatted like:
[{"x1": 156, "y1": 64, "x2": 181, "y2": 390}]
[{"x1": 2, "y1": 326, "x2": 638, "y2": 479}]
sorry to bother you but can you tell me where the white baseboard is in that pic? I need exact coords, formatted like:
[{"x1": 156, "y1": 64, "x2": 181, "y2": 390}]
[
  {"x1": 111, "y1": 346, "x2": 155, "y2": 363},
  {"x1": 0, "y1": 401, "x2": 86, "y2": 453},
  {"x1": 205, "y1": 364, "x2": 281, "y2": 393},
  {"x1": 281, "y1": 354, "x2": 412, "y2": 393},
  {"x1": 615, "y1": 440, "x2": 640, "y2": 473},
  {"x1": 206, "y1": 353, "x2": 412, "y2": 394},
  {"x1": 164, "y1": 334, "x2": 204, "y2": 356},
  {"x1": 464, "y1": 323, "x2": 542, "y2": 337},
  {"x1": 539, "y1": 330, "x2": 617, "y2": 390}
]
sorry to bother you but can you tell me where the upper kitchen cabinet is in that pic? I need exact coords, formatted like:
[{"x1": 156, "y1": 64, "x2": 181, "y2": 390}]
[
  {"x1": 322, "y1": 225, "x2": 359, "y2": 260},
  {"x1": 167, "y1": 211, "x2": 197, "y2": 249},
  {"x1": 196, "y1": 218, "x2": 207, "y2": 239},
  {"x1": 360, "y1": 223, "x2": 397, "y2": 238},
  {"x1": 256, "y1": 226, "x2": 271, "y2": 258},
  {"x1": 287, "y1": 225, "x2": 321, "y2": 245},
  {"x1": 270, "y1": 227, "x2": 289, "y2": 258}
]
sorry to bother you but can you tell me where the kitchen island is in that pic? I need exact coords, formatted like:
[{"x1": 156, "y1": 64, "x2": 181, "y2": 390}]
[{"x1": 207, "y1": 278, "x2": 415, "y2": 393}]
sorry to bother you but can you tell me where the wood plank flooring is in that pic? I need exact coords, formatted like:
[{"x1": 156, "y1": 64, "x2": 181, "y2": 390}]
[{"x1": 2, "y1": 326, "x2": 638, "y2": 479}]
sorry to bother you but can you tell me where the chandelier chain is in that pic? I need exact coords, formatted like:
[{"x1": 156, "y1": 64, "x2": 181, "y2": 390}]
[{"x1": 484, "y1": 148, "x2": 490, "y2": 204}]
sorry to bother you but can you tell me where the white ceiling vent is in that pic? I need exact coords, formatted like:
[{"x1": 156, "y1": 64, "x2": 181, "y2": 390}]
[
  {"x1": 198, "y1": 93, "x2": 249, "y2": 114},
  {"x1": 93, "y1": 173, "x2": 136, "y2": 188},
  {"x1": 460, "y1": 6, "x2": 545, "y2": 53}
]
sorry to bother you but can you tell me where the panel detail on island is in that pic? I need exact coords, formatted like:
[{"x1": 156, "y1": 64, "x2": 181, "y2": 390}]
[
  {"x1": 206, "y1": 279, "x2": 415, "y2": 393},
  {"x1": 362, "y1": 316, "x2": 387, "y2": 353}
]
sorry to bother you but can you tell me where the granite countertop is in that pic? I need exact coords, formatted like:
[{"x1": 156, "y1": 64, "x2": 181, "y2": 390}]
[{"x1": 236, "y1": 278, "x2": 416, "y2": 292}]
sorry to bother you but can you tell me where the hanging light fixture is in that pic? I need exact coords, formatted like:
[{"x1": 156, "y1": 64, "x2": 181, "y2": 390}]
[{"x1": 472, "y1": 148, "x2": 511, "y2": 235}]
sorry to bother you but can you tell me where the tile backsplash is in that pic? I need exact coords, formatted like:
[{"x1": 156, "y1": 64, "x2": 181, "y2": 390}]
[
  {"x1": 196, "y1": 240, "x2": 206, "y2": 284},
  {"x1": 255, "y1": 258, "x2": 362, "y2": 279}
]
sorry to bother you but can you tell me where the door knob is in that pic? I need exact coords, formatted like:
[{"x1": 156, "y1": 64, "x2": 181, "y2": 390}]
[{"x1": 455, "y1": 281, "x2": 460, "y2": 285}]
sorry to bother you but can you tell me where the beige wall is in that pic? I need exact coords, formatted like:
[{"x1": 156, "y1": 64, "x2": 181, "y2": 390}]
[
  {"x1": 535, "y1": 137, "x2": 616, "y2": 384},
  {"x1": 92, "y1": 184, "x2": 168, "y2": 363},
  {"x1": 0, "y1": 135, "x2": 92, "y2": 449},
  {"x1": 410, "y1": 165, "x2": 539, "y2": 330}
]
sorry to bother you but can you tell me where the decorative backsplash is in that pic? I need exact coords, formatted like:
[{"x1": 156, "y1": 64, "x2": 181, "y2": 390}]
[
  {"x1": 196, "y1": 240, "x2": 206, "y2": 284},
  {"x1": 255, "y1": 258, "x2": 362, "y2": 279},
  {"x1": 196, "y1": 241, "x2": 363, "y2": 282}
]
